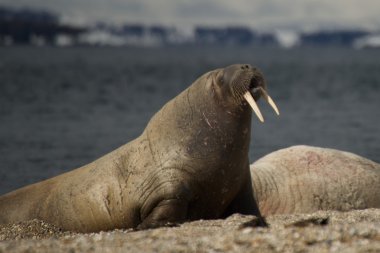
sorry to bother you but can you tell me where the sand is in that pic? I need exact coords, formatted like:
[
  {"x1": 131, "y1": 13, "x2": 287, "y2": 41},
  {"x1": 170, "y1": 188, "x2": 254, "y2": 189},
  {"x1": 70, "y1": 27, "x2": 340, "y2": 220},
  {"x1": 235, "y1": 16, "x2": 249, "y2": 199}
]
[{"x1": 1, "y1": 209, "x2": 380, "y2": 253}]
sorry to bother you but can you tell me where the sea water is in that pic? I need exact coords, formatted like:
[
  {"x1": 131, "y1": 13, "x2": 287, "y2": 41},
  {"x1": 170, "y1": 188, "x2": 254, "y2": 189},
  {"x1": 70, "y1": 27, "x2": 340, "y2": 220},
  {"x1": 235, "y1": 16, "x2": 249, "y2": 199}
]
[{"x1": 0, "y1": 46, "x2": 379, "y2": 194}]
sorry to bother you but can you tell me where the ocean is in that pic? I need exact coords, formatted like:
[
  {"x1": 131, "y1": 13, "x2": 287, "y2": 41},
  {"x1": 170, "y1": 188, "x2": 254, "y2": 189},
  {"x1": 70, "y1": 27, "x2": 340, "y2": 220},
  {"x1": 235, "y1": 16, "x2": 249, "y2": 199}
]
[{"x1": 0, "y1": 46, "x2": 379, "y2": 194}]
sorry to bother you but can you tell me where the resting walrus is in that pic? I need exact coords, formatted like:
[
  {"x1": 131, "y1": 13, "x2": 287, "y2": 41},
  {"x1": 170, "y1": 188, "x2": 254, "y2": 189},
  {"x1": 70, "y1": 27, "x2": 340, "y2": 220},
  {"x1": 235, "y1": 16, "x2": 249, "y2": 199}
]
[
  {"x1": 250, "y1": 145, "x2": 380, "y2": 215},
  {"x1": 0, "y1": 64, "x2": 279, "y2": 232}
]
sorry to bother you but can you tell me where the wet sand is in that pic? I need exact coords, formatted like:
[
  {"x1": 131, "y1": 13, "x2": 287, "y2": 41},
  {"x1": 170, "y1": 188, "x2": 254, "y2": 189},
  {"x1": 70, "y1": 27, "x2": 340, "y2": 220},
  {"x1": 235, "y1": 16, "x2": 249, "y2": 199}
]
[{"x1": 1, "y1": 209, "x2": 379, "y2": 253}]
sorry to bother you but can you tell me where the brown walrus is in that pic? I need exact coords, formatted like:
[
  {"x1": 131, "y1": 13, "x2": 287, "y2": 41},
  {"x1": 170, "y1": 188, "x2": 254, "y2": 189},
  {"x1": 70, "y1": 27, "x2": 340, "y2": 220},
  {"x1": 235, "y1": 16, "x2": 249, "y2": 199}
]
[
  {"x1": 0, "y1": 64, "x2": 279, "y2": 232},
  {"x1": 250, "y1": 145, "x2": 380, "y2": 215}
]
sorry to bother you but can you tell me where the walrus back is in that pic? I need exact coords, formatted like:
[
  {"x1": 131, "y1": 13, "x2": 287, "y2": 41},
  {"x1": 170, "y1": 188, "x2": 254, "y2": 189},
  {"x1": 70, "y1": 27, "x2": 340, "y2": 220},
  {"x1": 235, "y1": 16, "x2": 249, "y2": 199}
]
[{"x1": 251, "y1": 145, "x2": 380, "y2": 215}]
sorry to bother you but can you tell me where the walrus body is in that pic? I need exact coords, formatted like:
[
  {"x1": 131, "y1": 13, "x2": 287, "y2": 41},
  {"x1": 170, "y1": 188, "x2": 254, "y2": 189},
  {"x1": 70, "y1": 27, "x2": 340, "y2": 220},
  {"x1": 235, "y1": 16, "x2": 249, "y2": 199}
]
[
  {"x1": 250, "y1": 145, "x2": 380, "y2": 215},
  {"x1": 0, "y1": 64, "x2": 273, "y2": 232}
]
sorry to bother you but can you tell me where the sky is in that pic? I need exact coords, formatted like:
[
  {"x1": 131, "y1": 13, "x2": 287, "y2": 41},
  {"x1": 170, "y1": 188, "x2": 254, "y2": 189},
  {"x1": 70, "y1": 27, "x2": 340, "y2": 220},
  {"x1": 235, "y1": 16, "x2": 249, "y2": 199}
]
[{"x1": 1, "y1": 0, "x2": 380, "y2": 31}]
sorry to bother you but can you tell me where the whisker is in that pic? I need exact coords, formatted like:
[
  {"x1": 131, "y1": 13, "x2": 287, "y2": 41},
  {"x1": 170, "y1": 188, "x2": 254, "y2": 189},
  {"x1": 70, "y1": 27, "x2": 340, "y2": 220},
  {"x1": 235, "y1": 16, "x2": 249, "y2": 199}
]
[{"x1": 230, "y1": 71, "x2": 255, "y2": 106}]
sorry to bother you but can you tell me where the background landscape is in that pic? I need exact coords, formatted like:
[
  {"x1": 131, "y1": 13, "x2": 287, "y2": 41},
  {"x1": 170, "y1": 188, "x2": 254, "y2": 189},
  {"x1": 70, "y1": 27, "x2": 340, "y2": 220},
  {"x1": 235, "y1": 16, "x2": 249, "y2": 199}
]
[{"x1": 1, "y1": 3, "x2": 380, "y2": 48}]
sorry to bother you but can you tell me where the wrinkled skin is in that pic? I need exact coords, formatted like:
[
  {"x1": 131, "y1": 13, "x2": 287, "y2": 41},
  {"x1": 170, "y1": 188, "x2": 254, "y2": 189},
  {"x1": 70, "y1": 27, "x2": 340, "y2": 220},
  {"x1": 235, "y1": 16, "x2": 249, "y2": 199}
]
[
  {"x1": 251, "y1": 145, "x2": 380, "y2": 215},
  {"x1": 0, "y1": 64, "x2": 265, "y2": 232}
]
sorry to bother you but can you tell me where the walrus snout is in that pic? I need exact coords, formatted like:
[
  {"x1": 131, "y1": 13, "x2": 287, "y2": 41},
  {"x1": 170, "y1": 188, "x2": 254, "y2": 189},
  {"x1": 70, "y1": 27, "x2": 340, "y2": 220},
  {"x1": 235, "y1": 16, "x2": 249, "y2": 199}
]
[
  {"x1": 248, "y1": 71, "x2": 265, "y2": 94},
  {"x1": 213, "y1": 64, "x2": 279, "y2": 122},
  {"x1": 222, "y1": 64, "x2": 280, "y2": 123}
]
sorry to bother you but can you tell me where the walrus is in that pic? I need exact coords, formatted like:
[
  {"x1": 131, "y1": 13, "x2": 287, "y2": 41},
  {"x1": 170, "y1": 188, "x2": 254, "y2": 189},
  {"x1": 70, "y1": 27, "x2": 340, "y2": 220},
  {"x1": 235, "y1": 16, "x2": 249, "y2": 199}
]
[
  {"x1": 0, "y1": 64, "x2": 279, "y2": 232},
  {"x1": 250, "y1": 145, "x2": 380, "y2": 215}
]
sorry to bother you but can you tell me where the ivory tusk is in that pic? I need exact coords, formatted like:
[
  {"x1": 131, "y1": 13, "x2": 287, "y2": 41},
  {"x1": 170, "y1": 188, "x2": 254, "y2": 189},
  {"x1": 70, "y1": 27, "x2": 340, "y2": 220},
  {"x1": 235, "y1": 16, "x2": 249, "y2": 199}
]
[
  {"x1": 259, "y1": 87, "x2": 280, "y2": 116},
  {"x1": 243, "y1": 91, "x2": 264, "y2": 122}
]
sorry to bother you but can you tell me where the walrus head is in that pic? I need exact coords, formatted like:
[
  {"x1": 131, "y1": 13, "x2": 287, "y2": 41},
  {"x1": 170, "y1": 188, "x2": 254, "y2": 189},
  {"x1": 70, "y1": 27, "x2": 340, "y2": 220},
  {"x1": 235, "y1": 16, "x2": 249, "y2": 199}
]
[{"x1": 210, "y1": 64, "x2": 279, "y2": 122}]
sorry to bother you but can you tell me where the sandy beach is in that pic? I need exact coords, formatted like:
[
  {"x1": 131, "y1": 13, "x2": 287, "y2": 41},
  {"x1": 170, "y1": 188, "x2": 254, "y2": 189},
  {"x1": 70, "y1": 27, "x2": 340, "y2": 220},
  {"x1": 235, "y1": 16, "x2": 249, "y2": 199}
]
[{"x1": 1, "y1": 209, "x2": 379, "y2": 253}]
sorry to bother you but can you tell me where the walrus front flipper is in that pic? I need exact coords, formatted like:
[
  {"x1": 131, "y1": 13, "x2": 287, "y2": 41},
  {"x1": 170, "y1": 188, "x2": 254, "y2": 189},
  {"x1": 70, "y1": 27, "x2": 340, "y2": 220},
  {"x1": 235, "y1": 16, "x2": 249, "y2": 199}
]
[
  {"x1": 223, "y1": 167, "x2": 267, "y2": 227},
  {"x1": 137, "y1": 199, "x2": 188, "y2": 229}
]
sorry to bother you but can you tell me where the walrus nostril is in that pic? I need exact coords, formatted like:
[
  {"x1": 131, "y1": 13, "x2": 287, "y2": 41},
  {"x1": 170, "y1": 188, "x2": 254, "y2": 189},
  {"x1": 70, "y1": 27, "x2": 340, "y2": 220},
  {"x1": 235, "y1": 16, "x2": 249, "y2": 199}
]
[{"x1": 241, "y1": 65, "x2": 250, "y2": 70}]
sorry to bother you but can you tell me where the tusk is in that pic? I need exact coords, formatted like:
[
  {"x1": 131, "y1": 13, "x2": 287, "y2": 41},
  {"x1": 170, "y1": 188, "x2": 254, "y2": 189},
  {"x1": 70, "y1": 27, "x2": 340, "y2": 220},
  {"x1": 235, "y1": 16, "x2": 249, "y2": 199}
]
[
  {"x1": 266, "y1": 95, "x2": 280, "y2": 115},
  {"x1": 259, "y1": 87, "x2": 280, "y2": 116},
  {"x1": 243, "y1": 91, "x2": 264, "y2": 122}
]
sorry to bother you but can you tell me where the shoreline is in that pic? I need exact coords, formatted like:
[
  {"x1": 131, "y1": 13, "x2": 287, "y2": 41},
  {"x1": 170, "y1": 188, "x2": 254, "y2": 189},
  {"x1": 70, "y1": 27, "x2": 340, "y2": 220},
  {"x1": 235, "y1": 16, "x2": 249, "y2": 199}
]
[{"x1": 1, "y1": 209, "x2": 380, "y2": 252}]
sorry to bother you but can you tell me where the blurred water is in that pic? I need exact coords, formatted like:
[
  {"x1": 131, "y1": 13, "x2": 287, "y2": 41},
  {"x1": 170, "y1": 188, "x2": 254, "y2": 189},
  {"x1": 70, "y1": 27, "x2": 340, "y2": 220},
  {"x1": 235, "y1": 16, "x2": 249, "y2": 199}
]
[{"x1": 0, "y1": 46, "x2": 379, "y2": 194}]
